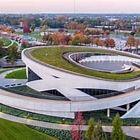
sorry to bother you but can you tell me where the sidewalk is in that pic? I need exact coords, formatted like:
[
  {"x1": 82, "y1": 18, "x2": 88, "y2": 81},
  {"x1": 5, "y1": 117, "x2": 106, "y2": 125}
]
[{"x1": 0, "y1": 112, "x2": 140, "y2": 139}]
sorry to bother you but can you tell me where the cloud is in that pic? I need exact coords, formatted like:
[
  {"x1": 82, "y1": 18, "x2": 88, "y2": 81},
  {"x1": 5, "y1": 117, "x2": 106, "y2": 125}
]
[{"x1": 0, "y1": 0, "x2": 140, "y2": 13}]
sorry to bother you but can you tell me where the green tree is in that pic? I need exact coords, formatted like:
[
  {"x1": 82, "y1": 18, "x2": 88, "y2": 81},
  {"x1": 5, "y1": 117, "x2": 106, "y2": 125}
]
[
  {"x1": 94, "y1": 121, "x2": 107, "y2": 140},
  {"x1": 85, "y1": 118, "x2": 95, "y2": 140},
  {"x1": 0, "y1": 40, "x2": 4, "y2": 57},
  {"x1": 31, "y1": 24, "x2": 35, "y2": 32},
  {"x1": 85, "y1": 119, "x2": 107, "y2": 140},
  {"x1": 0, "y1": 39, "x2": 4, "y2": 47},
  {"x1": 112, "y1": 114, "x2": 126, "y2": 140},
  {"x1": 8, "y1": 45, "x2": 19, "y2": 64}
]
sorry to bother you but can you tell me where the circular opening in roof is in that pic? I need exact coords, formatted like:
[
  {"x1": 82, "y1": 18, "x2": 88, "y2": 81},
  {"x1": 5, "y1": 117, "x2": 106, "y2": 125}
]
[{"x1": 67, "y1": 52, "x2": 140, "y2": 74}]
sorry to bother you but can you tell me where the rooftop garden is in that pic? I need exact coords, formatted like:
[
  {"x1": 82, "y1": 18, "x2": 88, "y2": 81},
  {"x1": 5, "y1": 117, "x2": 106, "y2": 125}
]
[{"x1": 30, "y1": 46, "x2": 140, "y2": 80}]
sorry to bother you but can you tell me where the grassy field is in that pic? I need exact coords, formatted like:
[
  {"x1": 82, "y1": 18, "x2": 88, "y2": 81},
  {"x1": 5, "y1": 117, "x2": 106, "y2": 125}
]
[
  {"x1": 31, "y1": 47, "x2": 140, "y2": 80},
  {"x1": 0, "y1": 118, "x2": 57, "y2": 140},
  {"x1": 0, "y1": 37, "x2": 11, "y2": 46},
  {"x1": 5, "y1": 69, "x2": 27, "y2": 79}
]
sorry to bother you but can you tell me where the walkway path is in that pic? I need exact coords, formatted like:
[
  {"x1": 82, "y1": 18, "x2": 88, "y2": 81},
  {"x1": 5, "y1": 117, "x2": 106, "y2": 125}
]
[
  {"x1": 2, "y1": 38, "x2": 20, "y2": 51},
  {"x1": 3, "y1": 39, "x2": 14, "y2": 49},
  {"x1": 0, "y1": 112, "x2": 140, "y2": 139}
]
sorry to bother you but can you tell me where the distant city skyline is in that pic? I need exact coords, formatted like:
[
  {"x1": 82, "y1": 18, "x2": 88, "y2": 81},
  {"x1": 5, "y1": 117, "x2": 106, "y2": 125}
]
[{"x1": 0, "y1": 0, "x2": 140, "y2": 14}]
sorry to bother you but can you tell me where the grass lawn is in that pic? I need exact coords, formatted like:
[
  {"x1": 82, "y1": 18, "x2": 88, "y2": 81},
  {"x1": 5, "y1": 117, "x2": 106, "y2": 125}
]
[
  {"x1": 0, "y1": 118, "x2": 57, "y2": 140},
  {"x1": 5, "y1": 69, "x2": 27, "y2": 79},
  {"x1": 30, "y1": 47, "x2": 140, "y2": 81},
  {"x1": 0, "y1": 37, "x2": 12, "y2": 46}
]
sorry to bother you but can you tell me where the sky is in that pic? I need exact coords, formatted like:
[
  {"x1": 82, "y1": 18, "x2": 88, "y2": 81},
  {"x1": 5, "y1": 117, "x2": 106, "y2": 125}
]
[{"x1": 0, "y1": 0, "x2": 140, "y2": 14}]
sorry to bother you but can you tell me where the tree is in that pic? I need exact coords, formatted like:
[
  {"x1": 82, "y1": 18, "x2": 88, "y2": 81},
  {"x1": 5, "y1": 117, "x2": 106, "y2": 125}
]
[
  {"x1": 8, "y1": 45, "x2": 19, "y2": 64},
  {"x1": 134, "y1": 39, "x2": 140, "y2": 53},
  {"x1": 21, "y1": 40, "x2": 29, "y2": 50},
  {"x1": 108, "y1": 39, "x2": 116, "y2": 48},
  {"x1": 40, "y1": 25, "x2": 47, "y2": 33},
  {"x1": 85, "y1": 118, "x2": 95, "y2": 140},
  {"x1": 71, "y1": 112, "x2": 85, "y2": 140},
  {"x1": 71, "y1": 124, "x2": 81, "y2": 140},
  {"x1": 30, "y1": 24, "x2": 35, "y2": 32},
  {"x1": 94, "y1": 121, "x2": 107, "y2": 140},
  {"x1": 0, "y1": 39, "x2": 4, "y2": 47},
  {"x1": 85, "y1": 119, "x2": 107, "y2": 140},
  {"x1": 126, "y1": 35, "x2": 136, "y2": 51},
  {"x1": 0, "y1": 40, "x2": 4, "y2": 57},
  {"x1": 105, "y1": 38, "x2": 116, "y2": 48},
  {"x1": 65, "y1": 21, "x2": 86, "y2": 31},
  {"x1": 23, "y1": 20, "x2": 31, "y2": 34},
  {"x1": 48, "y1": 32, "x2": 71, "y2": 45},
  {"x1": 93, "y1": 38, "x2": 105, "y2": 47},
  {"x1": 40, "y1": 20, "x2": 49, "y2": 33},
  {"x1": 70, "y1": 33, "x2": 87, "y2": 45},
  {"x1": 112, "y1": 114, "x2": 126, "y2": 140}
]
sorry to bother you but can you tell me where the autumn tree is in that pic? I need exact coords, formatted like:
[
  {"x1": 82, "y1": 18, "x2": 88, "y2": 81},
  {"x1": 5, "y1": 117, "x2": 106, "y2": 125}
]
[
  {"x1": 65, "y1": 21, "x2": 86, "y2": 31},
  {"x1": 85, "y1": 29, "x2": 102, "y2": 36},
  {"x1": 70, "y1": 33, "x2": 87, "y2": 45},
  {"x1": 105, "y1": 38, "x2": 116, "y2": 48},
  {"x1": 50, "y1": 32, "x2": 66, "y2": 45},
  {"x1": 71, "y1": 112, "x2": 85, "y2": 140},
  {"x1": 103, "y1": 30, "x2": 110, "y2": 37},
  {"x1": 134, "y1": 39, "x2": 140, "y2": 53},
  {"x1": 93, "y1": 38, "x2": 105, "y2": 47},
  {"x1": 23, "y1": 20, "x2": 31, "y2": 34},
  {"x1": 126, "y1": 35, "x2": 136, "y2": 51}
]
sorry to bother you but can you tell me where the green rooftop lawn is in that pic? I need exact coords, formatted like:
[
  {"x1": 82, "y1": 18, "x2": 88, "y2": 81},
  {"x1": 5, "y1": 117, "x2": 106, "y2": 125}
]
[
  {"x1": 0, "y1": 118, "x2": 57, "y2": 140},
  {"x1": 30, "y1": 47, "x2": 140, "y2": 80},
  {"x1": 5, "y1": 69, "x2": 27, "y2": 79}
]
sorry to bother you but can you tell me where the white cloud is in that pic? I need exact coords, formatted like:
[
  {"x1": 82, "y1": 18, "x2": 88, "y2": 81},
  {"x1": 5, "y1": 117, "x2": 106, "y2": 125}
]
[{"x1": 0, "y1": 0, "x2": 140, "y2": 13}]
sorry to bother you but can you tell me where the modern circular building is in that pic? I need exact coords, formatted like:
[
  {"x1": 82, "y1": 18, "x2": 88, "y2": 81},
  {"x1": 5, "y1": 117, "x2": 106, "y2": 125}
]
[{"x1": 12, "y1": 46, "x2": 140, "y2": 119}]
